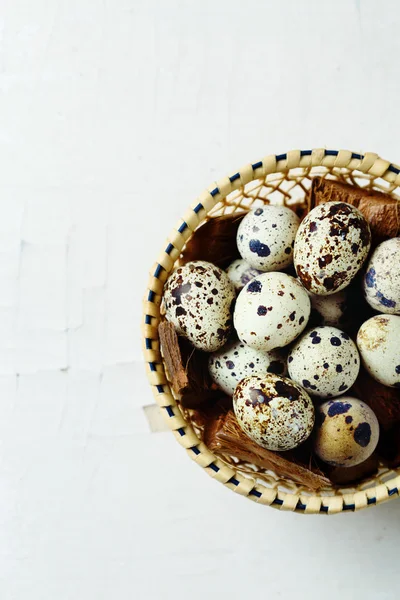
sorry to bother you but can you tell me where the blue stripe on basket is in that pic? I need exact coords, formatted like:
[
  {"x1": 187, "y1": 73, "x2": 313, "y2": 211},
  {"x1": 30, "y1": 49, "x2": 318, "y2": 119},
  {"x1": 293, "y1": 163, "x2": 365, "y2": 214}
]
[
  {"x1": 178, "y1": 428, "x2": 185, "y2": 436},
  {"x1": 178, "y1": 222, "x2": 187, "y2": 233},
  {"x1": 320, "y1": 505, "x2": 329, "y2": 513},
  {"x1": 191, "y1": 446, "x2": 200, "y2": 455},
  {"x1": 229, "y1": 172, "x2": 240, "y2": 183},
  {"x1": 276, "y1": 153, "x2": 287, "y2": 162},
  {"x1": 249, "y1": 489, "x2": 262, "y2": 498},
  {"x1": 148, "y1": 290, "x2": 155, "y2": 302},
  {"x1": 210, "y1": 187, "x2": 219, "y2": 197},
  {"x1": 272, "y1": 497, "x2": 283, "y2": 505},
  {"x1": 343, "y1": 503, "x2": 355, "y2": 511},
  {"x1": 145, "y1": 338, "x2": 152, "y2": 349},
  {"x1": 351, "y1": 152, "x2": 363, "y2": 160},
  {"x1": 149, "y1": 362, "x2": 156, "y2": 372},
  {"x1": 388, "y1": 487, "x2": 398, "y2": 496},
  {"x1": 156, "y1": 384, "x2": 164, "y2": 393},
  {"x1": 165, "y1": 406, "x2": 174, "y2": 417},
  {"x1": 325, "y1": 149, "x2": 339, "y2": 157},
  {"x1": 252, "y1": 161, "x2": 263, "y2": 170},
  {"x1": 145, "y1": 314, "x2": 151, "y2": 324},
  {"x1": 228, "y1": 477, "x2": 240, "y2": 486},
  {"x1": 193, "y1": 203, "x2": 203, "y2": 213},
  {"x1": 296, "y1": 501, "x2": 306, "y2": 511},
  {"x1": 153, "y1": 264, "x2": 163, "y2": 278},
  {"x1": 165, "y1": 242, "x2": 174, "y2": 255},
  {"x1": 209, "y1": 463, "x2": 219, "y2": 473},
  {"x1": 367, "y1": 497, "x2": 376, "y2": 505},
  {"x1": 300, "y1": 150, "x2": 312, "y2": 157},
  {"x1": 389, "y1": 164, "x2": 400, "y2": 174}
]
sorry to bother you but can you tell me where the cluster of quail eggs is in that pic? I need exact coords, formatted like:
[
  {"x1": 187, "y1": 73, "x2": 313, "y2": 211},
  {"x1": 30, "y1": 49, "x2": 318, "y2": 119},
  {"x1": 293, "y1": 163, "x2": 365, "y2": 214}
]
[{"x1": 163, "y1": 199, "x2": 400, "y2": 469}]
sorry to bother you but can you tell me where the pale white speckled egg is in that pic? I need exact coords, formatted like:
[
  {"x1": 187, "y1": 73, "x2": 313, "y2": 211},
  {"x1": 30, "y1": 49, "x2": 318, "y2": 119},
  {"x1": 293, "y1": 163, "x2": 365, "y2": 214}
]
[
  {"x1": 233, "y1": 272, "x2": 311, "y2": 351},
  {"x1": 208, "y1": 339, "x2": 287, "y2": 396},
  {"x1": 363, "y1": 238, "x2": 400, "y2": 315},
  {"x1": 308, "y1": 289, "x2": 350, "y2": 328},
  {"x1": 233, "y1": 373, "x2": 315, "y2": 451},
  {"x1": 226, "y1": 259, "x2": 262, "y2": 293},
  {"x1": 294, "y1": 201, "x2": 371, "y2": 295},
  {"x1": 163, "y1": 260, "x2": 235, "y2": 352},
  {"x1": 357, "y1": 315, "x2": 400, "y2": 388},
  {"x1": 288, "y1": 326, "x2": 360, "y2": 398},
  {"x1": 314, "y1": 397, "x2": 379, "y2": 467},
  {"x1": 237, "y1": 205, "x2": 300, "y2": 272}
]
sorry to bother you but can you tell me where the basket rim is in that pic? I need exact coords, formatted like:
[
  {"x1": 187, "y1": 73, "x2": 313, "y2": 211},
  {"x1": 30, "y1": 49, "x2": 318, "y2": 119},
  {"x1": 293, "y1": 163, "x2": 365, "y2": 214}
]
[{"x1": 142, "y1": 148, "x2": 400, "y2": 515}]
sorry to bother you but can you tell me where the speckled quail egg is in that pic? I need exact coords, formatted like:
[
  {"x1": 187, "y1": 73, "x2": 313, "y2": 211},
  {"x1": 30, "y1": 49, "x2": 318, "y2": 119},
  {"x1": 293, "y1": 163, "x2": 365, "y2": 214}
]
[
  {"x1": 314, "y1": 397, "x2": 379, "y2": 467},
  {"x1": 208, "y1": 339, "x2": 287, "y2": 395},
  {"x1": 234, "y1": 272, "x2": 311, "y2": 351},
  {"x1": 308, "y1": 289, "x2": 350, "y2": 328},
  {"x1": 357, "y1": 315, "x2": 400, "y2": 388},
  {"x1": 294, "y1": 201, "x2": 371, "y2": 295},
  {"x1": 363, "y1": 237, "x2": 400, "y2": 314},
  {"x1": 288, "y1": 326, "x2": 360, "y2": 398},
  {"x1": 163, "y1": 260, "x2": 235, "y2": 352},
  {"x1": 233, "y1": 373, "x2": 315, "y2": 451},
  {"x1": 237, "y1": 205, "x2": 300, "y2": 272},
  {"x1": 226, "y1": 259, "x2": 262, "y2": 293}
]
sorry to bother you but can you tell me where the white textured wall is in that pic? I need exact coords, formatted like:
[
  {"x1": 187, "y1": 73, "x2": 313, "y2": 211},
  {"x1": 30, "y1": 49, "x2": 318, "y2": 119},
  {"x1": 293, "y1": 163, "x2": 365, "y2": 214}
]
[{"x1": 0, "y1": 1, "x2": 400, "y2": 599}]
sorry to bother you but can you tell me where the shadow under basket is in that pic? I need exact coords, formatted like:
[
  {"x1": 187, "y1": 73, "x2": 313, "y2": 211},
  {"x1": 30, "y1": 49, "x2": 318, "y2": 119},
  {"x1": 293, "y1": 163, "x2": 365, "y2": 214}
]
[{"x1": 143, "y1": 148, "x2": 400, "y2": 515}]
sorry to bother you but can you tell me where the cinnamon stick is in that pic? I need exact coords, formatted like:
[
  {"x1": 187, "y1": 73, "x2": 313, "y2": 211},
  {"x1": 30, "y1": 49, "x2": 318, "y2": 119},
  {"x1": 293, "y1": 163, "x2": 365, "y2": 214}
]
[
  {"x1": 158, "y1": 321, "x2": 222, "y2": 408},
  {"x1": 310, "y1": 177, "x2": 400, "y2": 245},
  {"x1": 204, "y1": 409, "x2": 330, "y2": 491}
]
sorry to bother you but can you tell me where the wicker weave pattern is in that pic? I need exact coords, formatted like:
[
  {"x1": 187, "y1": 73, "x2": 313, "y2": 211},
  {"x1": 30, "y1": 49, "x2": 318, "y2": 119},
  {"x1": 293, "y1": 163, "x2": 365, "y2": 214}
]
[{"x1": 142, "y1": 149, "x2": 400, "y2": 514}]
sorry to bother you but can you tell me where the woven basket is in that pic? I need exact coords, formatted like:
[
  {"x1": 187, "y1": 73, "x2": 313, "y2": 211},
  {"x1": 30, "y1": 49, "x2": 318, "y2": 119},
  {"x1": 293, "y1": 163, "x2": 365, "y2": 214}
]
[{"x1": 143, "y1": 148, "x2": 400, "y2": 514}]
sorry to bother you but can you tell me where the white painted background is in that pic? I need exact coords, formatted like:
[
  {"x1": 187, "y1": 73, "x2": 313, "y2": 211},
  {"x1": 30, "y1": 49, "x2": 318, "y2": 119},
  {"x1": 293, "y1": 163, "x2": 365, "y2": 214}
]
[{"x1": 1, "y1": 1, "x2": 400, "y2": 598}]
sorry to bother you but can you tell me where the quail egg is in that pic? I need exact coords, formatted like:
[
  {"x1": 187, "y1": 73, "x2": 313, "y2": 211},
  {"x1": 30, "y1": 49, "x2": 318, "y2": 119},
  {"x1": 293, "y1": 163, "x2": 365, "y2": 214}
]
[
  {"x1": 209, "y1": 339, "x2": 287, "y2": 395},
  {"x1": 233, "y1": 272, "x2": 311, "y2": 351},
  {"x1": 237, "y1": 205, "x2": 300, "y2": 272},
  {"x1": 163, "y1": 260, "x2": 235, "y2": 352},
  {"x1": 288, "y1": 325, "x2": 360, "y2": 398},
  {"x1": 363, "y1": 237, "x2": 400, "y2": 314},
  {"x1": 233, "y1": 373, "x2": 315, "y2": 451},
  {"x1": 226, "y1": 259, "x2": 262, "y2": 293},
  {"x1": 357, "y1": 314, "x2": 400, "y2": 388},
  {"x1": 294, "y1": 201, "x2": 371, "y2": 295},
  {"x1": 314, "y1": 397, "x2": 379, "y2": 467}
]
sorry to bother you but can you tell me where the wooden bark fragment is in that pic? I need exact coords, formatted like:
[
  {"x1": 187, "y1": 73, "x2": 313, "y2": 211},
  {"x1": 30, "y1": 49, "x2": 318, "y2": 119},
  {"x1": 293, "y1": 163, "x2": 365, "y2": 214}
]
[{"x1": 203, "y1": 408, "x2": 330, "y2": 491}]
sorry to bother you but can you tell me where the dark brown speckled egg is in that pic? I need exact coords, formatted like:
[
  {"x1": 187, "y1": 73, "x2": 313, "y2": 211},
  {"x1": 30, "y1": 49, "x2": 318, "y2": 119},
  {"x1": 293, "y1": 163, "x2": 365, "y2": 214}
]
[
  {"x1": 294, "y1": 201, "x2": 371, "y2": 295},
  {"x1": 163, "y1": 260, "x2": 235, "y2": 352},
  {"x1": 233, "y1": 373, "x2": 314, "y2": 451}
]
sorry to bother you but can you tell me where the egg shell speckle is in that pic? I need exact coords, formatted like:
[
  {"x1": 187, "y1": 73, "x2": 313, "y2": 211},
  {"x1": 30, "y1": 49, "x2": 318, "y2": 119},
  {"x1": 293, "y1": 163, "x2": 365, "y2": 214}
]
[
  {"x1": 233, "y1": 373, "x2": 314, "y2": 451},
  {"x1": 314, "y1": 397, "x2": 379, "y2": 467},
  {"x1": 308, "y1": 289, "x2": 350, "y2": 328},
  {"x1": 226, "y1": 259, "x2": 263, "y2": 293},
  {"x1": 163, "y1": 260, "x2": 235, "y2": 352},
  {"x1": 288, "y1": 325, "x2": 360, "y2": 398},
  {"x1": 209, "y1": 339, "x2": 287, "y2": 396},
  {"x1": 363, "y1": 237, "x2": 400, "y2": 315},
  {"x1": 294, "y1": 201, "x2": 371, "y2": 295},
  {"x1": 237, "y1": 205, "x2": 300, "y2": 272},
  {"x1": 233, "y1": 272, "x2": 311, "y2": 351},
  {"x1": 357, "y1": 314, "x2": 400, "y2": 388}
]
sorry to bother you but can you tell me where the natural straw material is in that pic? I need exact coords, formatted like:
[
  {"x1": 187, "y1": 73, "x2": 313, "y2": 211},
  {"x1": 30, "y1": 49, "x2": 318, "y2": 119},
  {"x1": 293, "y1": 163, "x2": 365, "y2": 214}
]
[{"x1": 142, "y1": 149, "x2": 400, "y2": 514}]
